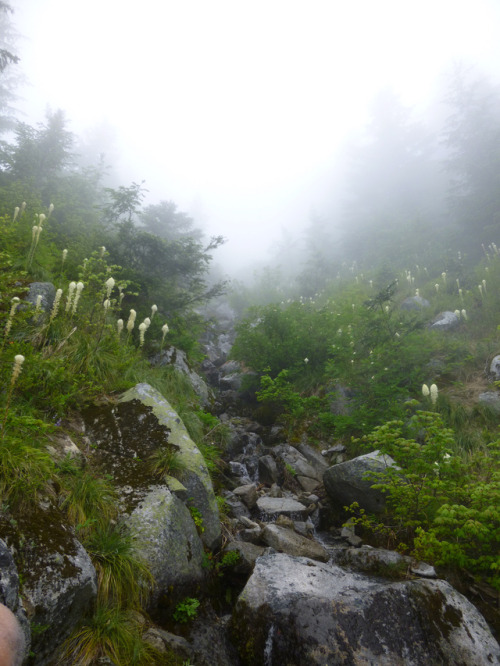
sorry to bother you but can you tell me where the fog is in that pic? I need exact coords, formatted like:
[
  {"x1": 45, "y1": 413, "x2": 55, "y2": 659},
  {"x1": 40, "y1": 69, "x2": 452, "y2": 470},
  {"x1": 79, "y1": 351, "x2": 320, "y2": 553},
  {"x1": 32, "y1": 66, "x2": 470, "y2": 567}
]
[{"x1": 12, "y1": 0, "x2": 500, "y2": 277}]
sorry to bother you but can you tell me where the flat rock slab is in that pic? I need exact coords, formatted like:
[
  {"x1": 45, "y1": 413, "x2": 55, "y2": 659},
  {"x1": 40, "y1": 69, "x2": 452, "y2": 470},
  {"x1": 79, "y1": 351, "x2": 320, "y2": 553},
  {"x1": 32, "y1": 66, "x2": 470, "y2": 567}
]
[
  {"x1": 261, "y1": 524, "x2": 329, "y2": 562},
  {"x1": 256, "y1": 497, "x2": 308, "y2": 520}
]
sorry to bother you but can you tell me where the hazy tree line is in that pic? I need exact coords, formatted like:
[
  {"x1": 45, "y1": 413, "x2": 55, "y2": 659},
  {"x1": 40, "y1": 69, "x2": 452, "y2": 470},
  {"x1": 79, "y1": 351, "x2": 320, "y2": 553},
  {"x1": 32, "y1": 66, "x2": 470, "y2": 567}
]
[{"x1": 262, "y1": 68, "x2": 500, "y2": 300}]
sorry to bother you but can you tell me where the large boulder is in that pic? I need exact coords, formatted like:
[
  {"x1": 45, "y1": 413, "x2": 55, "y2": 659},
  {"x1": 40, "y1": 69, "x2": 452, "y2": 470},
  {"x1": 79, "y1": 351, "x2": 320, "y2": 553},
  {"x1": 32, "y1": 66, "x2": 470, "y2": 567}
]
[
  {"x1": 231, "y1": 552, "x2": 500, "y2": 665},
  {"x1": 429, "y1": 311, "x2": 460, "y2": 331},
  {"x1": 401, "y1": 295, "x2": 430, "y2": 311},
  {"x1": 0, "y1": 505, "x2": 97, "y2": 665},
  {"x1": 119, "y1": 384, "x2": 221, "y2": 550},
  {"x1": 323, "y1": 450, "x2": 396, "y2": 514},
  {"x1": 26, "y1": 282, "x2": 56, "y2": 312},
  {"x1": 126, "y1": 486, "x2": 205, "y2": 606}
]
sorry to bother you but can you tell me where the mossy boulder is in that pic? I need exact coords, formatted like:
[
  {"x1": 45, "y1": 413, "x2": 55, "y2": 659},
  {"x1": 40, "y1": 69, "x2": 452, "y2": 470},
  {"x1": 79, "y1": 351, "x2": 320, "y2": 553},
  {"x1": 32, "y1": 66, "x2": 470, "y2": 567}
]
[
  {"x1": 126, "y1": 486, "x2": 205, "y2": 607},
  {"x1": 119, "y1": 383, "x2": 221, "y2": 550}
]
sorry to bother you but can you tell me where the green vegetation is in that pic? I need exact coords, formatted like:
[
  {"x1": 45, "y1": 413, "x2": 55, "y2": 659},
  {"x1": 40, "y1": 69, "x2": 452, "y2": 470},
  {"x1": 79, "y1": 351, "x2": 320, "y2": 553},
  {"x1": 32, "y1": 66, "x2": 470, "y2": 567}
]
[{"x1": 173, "y1": 597, "x2": 200, "y2": 624}]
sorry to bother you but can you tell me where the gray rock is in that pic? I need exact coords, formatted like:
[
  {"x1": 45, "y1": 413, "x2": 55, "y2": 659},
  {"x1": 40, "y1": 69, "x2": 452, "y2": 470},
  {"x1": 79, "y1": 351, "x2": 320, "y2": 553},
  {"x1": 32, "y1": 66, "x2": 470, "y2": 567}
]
[
  {"x1": 490, "y1": 354, "x2": 500, "y2": 380},
  {"x1": 401, "y1": 295, "x2": 430, "y2": 310},
  {"x1": 257, "y1": 455, "x2": 278, "y2": 485},
  {"x1": 430, "y1": 310, "x2": 460, "y2": 331},
  {"x1": 479, "y1": 391, "x2": 500, "y2": 413},
  {"x1": 330, "y1": 545, "x2": 436, "y2": 579},
  {"x1": 10, "y1": 505, "x2": 97, "y2": 665},
  {"x1": 328, "y1": 384, "x2": 355, "y2": 416},
  {"x1": 225, "y1": 541, "x2": 265, "y2": 574},
  {"x1": 126, "y1": 486, "x2": 205, "y2": 606},
  {"x1": 219, "y1": 372, "x2": 243, "y2": 391},
  {"x1": 296, "y1": 475, "x2": 320, "y2": 493},
  {"x1": 221, "y1": 491, "x2": 251, "y2": 520},
  {"x1": 323, "y1": 450, "x2": 396, "y2": 514},
  {"x1": 277, "y1": 444, "x2": 324, "y2": 482},
  {"x1": 261, "y1": 524, "x2": 329, "y2": 562},
  {"x1": 119, "y1": 384, "x2": 221, "y2": 550},
  {"x1": 256, "y1": 496, "x2": 309, "y2": 520},
  {"x1": 26, "y1": 282, "x2": 56, "y2": 312},
  {"x1": 150, "y1": 348, "x2": 213, "y2": 407},
  {"x1": 231, "y1": 552, "x2": 500, "y2": 666},
  {"x1": 233, "y1": 484, "x2": 258, "y2": 509}
]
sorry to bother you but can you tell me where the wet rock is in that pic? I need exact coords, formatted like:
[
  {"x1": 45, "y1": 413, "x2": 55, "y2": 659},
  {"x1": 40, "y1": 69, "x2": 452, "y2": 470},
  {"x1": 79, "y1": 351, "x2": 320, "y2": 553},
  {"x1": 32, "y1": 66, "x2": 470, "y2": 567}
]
[
  {"x1": 119, "y1": 384, "x2": 221, "y2": 550},
  {"x1": 490, "y1": 355, "x2": 500, "y2": 380},
  {"x1": 430, "y1": 310, "x2": 460, "y2": 331},
  {"x1": 150, "y1": 348, "x2": 213, "y2": 408},
  {"x1": 231, "y1": 552, "x2": 500, "y2": 666},
  {"x1": 330, "y1": 545, "x2": 436, "y2": 579},
  {"x1": 340, "y1": 520, "x2": 363, "y2": 547},
  {"x1": 126, "y1": 486, "x2": 205, "y2": 606},
  {"x1": 257, "y1": 455, "x2": 278, "y2": 485},
  {"x1": 233, "y1": 483, "x2": 258, "y2": 509},
  {"x1": 221, "y1": 490, "x2": 251, "y2": 520},
  {"x1": 261, "y1": 524, "x2": 329, "y2": 562},
  {"x1": 479, "y1": 391, "x2": 500, "y2": 413},
  {"x1": 401, "y1": 295, "x2": 430, "y2": 310},
  {"x1": 26, "y1": 282, "x2": 56, "y2": 312},
  {"x1": 225, "y1": 541, "x2": 265, "y2": 574},
  {"x1": 276, "y1": 444, "x2": 323, "y2": 482},
  {"x1": 323, "y1": 450, "x2": 397, "y2": 514}
]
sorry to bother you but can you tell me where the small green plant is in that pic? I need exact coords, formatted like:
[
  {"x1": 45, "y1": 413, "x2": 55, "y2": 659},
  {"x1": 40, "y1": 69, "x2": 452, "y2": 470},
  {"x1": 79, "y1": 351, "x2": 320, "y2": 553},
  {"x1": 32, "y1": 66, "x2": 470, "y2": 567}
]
[
  {"x1": 284, "y1": 462, "x2": 297, "y2": 477},
  {"x1": 148, "y1": 445, "x2": 185, "y2": 479},
  {"x1": 173, "y1": 597, "x2": 200, "y2": 623},
  {"x1": 188, "y1": 502, "x2": 205, "y2": 534}
]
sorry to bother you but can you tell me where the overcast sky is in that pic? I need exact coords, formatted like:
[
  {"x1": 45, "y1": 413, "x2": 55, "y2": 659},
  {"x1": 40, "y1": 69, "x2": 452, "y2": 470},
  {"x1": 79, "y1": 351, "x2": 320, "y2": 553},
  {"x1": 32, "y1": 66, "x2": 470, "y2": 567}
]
[{"x1": 14, "y1": 0, "x2": 500, "y2": 273}]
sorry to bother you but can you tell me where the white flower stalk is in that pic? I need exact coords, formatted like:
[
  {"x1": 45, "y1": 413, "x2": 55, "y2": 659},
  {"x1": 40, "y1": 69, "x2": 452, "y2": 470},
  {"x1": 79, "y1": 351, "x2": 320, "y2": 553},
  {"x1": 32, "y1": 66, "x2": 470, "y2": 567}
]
[
  {"x1": 72, "y1": 282, "x2": 84, "y2": 315},
  {"x1": 21, "y1": 202, "x2": 26, "y2": 213},
  {"x1": 415, "y1": 288, "x2": 419, "y2": 297},
  {"x1": 139, "y1": 322, "x2": 147, "y2": 347},
  {"x1": 459, "y1": 288, "x2": 464, "y2": 302},
  {"x1": 430, "y1": 384, "x2": 438, "y2": 405},
  {"x1": 422, "y1": 384, "x2": 430, "y2": 397},
  {"x1": 48, "y1": 203, "x2": 54, "y2": 217},
  {"x1": 11, "y1": 354, "x2": 25, "y2": 386},
  {"x1": 161, "y1": 323, "x2": 169, "y2": 348},
  {"x1": 31, "y1": 224, "x2": 38, "y2": 241},
  {"x1": 435, "y1": 284, "x2": 439, "y2": 292},
  {"x1": 99, "y1": 246, "x2": 106, "y2": 258},
  {"x1": 304, "y1": 357, "x2": 309, "y2": 364},
  {"x1": 4, "y1": 297, "x2": 20, "y2": 339},
  {"x1": 117, "y1": 319, "x2": 124, "y2": 337},
  {"x1": 461, "y1": 309, "x2": 467, "y2": 320},
  {"x1": 143, "y1": 317, "x2": 151, "y2": 330},
  {"x1": 105, "y1": 277, "x2": 115, "y2": 298},
  {"x1": 151, "y1": 304, "x2": 157, "y2": 319},
  {"x1": 1, "y1": 354, "x2": 26, "y2": 439},
  {"x1": 456, "y1": 278, "x2": 460, "y2": 289},
  {"x1": 478, "y1": 284, "x2": 483, "y2": 297},
  {"x1": 82, "y1": 258, "x2": 88, "y2": 271},
  {"x1": 441, "y1": 272, "x2": 447, "y2": 284},
  {"x1": 126, "y1": 309, "x2": 136, "y2": 334},
  {"x1": 454, "y1": 309, "x2": 460, "y2": 317},
  {"x1": 38, "y1": 213, "x2": 46, "y2": 227},
  {"x1": 49, "y1": 289, "x2": 63, "y2": 322},
  {"x1": 65, "y1": 282, "x2": 77, "y2": 312},
  {"x1": 13, "y1": 206, "x2": 19, "y2": 222},
  {"x1": 35, "y1": 294, "x2": 43, "y2": 313},
  {"x1": 119, "y1": 292, "x2": 125, "y2": 305},
  {"x1": 103, "y1": 299, "x2": 111, "y2": 311},
  {"x1": 482, "y1": 279, "x2": 487, "y2": 293},
  {"x1": 62, "y1": 248, "x2": 68, "y2": 267}
]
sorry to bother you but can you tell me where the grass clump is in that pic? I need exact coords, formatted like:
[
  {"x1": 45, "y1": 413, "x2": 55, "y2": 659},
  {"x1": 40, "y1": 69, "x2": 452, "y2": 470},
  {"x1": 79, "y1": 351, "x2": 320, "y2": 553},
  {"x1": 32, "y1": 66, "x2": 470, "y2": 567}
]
[{"x1": 83, "y1": 523, "x2": 154, "y2": 609}]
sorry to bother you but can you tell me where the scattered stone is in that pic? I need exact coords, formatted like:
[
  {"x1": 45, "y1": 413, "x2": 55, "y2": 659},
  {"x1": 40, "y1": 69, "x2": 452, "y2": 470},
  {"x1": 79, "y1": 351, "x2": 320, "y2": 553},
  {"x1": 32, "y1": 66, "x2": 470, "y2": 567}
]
[
  {"x1": 479, "y1": 391, "x2": 500, "y2": 413},
  {"x1": 257, "y1": 455, "x2": 279, "y2": 485},
  {"x1": 233, "y1": 483, "x2": 258, "y2": 509},
  {"x1": 257, "y1": 496, "x2": 309, "y2": 521},
  {"x1": 261, "y1": 524, "x2": 329, "y2": 562},
  {"x1": 429, "y1": 310, "x2": 460, "y2": 331},
  {"x1": 489, "y1": 355, "x2": 500, "y2": 380}
]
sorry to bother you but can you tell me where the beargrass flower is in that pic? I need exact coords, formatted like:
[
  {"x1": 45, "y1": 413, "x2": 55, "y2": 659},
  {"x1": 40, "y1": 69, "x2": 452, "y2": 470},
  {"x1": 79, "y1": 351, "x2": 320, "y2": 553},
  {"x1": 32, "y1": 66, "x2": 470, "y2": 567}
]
[
  {"x1": 21, "y1": 202, "x2": 26, "y2": 213},
  {"x1": 35, "y1": 294, "x2": 42, "y2": 313},
  {"x1": 482, "y1": 279, "x2": 487, "y2": 292},
  {"x1": 50, "y1": 289, "x2": 63, "y2": 322},
  {"x1": 103, "y1": 299, "x2": 111, "y2": 310},
  {"x1": 4, "y1": 297, "x2": 20, "y2": 338},
  {"x1": 100, "y1": 246, "x2": 106, "y2": 258},
  {"x1": 143, "y1": 317, "x2": 151, "y2": 330},
  {"x1": 430, "y1": 384, "x2": 438, "y2": 405},
  {"x1": 461, "y1": 309, "x2": 467, "y2": 320},
  {"x1": 11, "y1": 354, "x2": 24, "y2": 385},
  {"x1": 38, "y1": 213, "x2": 46, "y2": 226},
  {"x1": 435, "y1": 284, "x2": 439, "y2": 292},
  {"x1": 441, "y1": 272, "x2": 446, "y2": 283},
  {"x1": 478, "y1": 284, "x2": 483, "y2": 296},
  {"x1": 304, "y1": 357, "x2": 309, "y2": 364},
  {"x1": 62, "y1": 248, "x2": 68, "y2": 266},
  {"x1": 422, "y1": 384, "x2": 430, "y2": 397},
  {"x1": 105, "y1": 277, "x2": 115, "y2": 298},
  {"x1": 48, "y1": 203, "x2": 54, "y2": 216},
  {"x1": 117, "y1": 319, "x2": 124, "y2": 337},
  {"x1": 454, "y1": 309, "x2": 460, "y2": 317},
  {"x1": 151, "y1": 304, "x2": 157, "y2": 319},
  {"x1": 139, "y1": 322, "x2": 147, "y2": 347},
  {"x1": 126, "y1": 309, "x2": 136, "y2": 334},
  {"x1": 459, "y1": 288, "x2": 464, "y2": 302},
  {"x1": 13, "y1": 206, "x2": 19, "y2": 222},
  {"x1": 71, "y1": 282, "x2": 84, "y2": 315},
  {"x1": 65, "y1": 282, "x2": 77, "y2": 312}
]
